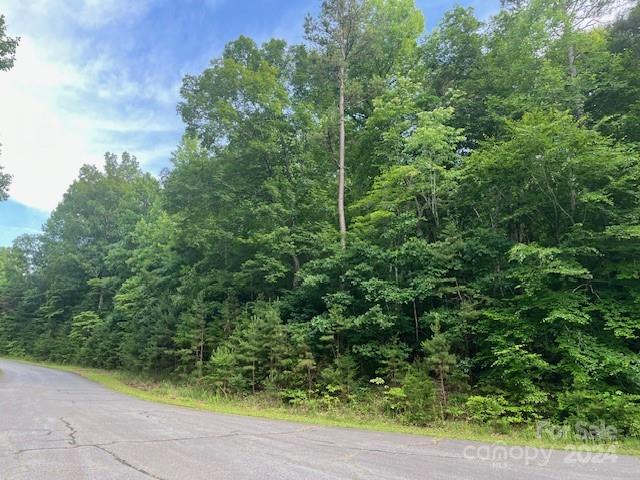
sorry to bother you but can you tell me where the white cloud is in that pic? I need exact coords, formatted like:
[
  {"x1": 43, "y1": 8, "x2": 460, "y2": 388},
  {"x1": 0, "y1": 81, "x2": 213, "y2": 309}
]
[
  {"x1": 73, "y1": 0, "x2": 157, "y2": 27},
  {"x1": 0, "y1": 35, "x2": 102, "y2": 211},
  {"x1": 3, "y1": 0, "x2": 158, "y2": 29},
  {"x1": 0, "y1": 0, "x2": 180, "y2": 212},
  {"x1": 598, "y1": 0, "x2": 635, "y2": 25}
]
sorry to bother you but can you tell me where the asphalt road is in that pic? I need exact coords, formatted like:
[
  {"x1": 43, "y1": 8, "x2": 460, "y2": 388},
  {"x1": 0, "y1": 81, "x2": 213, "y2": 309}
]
[{"x1": 0, "y1": 359, "x2": 638, "y2": 480}]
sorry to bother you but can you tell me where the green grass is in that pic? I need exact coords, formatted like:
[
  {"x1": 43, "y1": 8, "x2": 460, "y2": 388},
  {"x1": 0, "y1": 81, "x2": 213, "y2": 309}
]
[{"x1": 4, "y1": 356, "x2": 640, "y2": 456}]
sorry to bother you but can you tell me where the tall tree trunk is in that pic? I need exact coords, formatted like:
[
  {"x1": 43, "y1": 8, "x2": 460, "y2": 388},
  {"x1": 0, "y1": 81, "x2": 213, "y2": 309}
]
[
  {"x1": 568, "y1": 43, "x2": 583, "y2": 117},
  {"x1": 338, "y1": 64, "x2": 347, "y2": 249},
  {"x1": 439, "y1": 371, "x2": 447, "y2": 420},
  {"x1": 252, "y1": 362, "x2": 256, "y2": 394},
  {"x1": 412, "y1": 299, "x2": 420, "y2": 344},
  {"x1": 96, "y1": 273, "x2": 105, "y2": 312},
  {"x1": 292, "y1": 253, "x2": 301, "y2": 288},
  {"x1": 197, "y1": 323, "x2": 205, "y2": 377},
  {"x1": 568, "y1": 44, "x2": 577, "y2": 79},
  {"x1": 430, "y1": 166, "x2": 439, "y2": 228}
]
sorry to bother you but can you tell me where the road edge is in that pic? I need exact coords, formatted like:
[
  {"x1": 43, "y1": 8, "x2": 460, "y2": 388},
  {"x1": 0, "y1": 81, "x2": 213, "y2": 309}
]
[{"x1": 2, "y1": 356, "x2": 639, "y2": 457}]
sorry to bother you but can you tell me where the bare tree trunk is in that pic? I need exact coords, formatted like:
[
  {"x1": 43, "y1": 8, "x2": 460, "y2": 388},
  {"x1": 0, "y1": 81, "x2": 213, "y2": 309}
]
[
  {"x1": 430, "y1": 166, "x2": 439, "y2": 228},
  {"x1": 292, "y1": 253, "x2": 301, "y2": 288},
  {"x1": 412, "y1": 299, "x2": 419, "y2": 344},
  {"x1": 97, "y1": 287, "x2": 104, "y2": 312},
  {"x1": 252, "y1": 362, "x2": 256, "y2": 394},
  {"x1": 197, "y1": 325, "x2": 205, "y2": 377},
  {"x1": 568, "y1": 44, "x2": 577, "y2": 79},
  {"x1": 568, "y1": 43, "x2": 583, "y2": 117},
  {"x1": 439, "y1": 371, "x2": 447, "y2": 420},
  {"x1": 338, "y1": 64, "x2": 347, "y2": 249}
]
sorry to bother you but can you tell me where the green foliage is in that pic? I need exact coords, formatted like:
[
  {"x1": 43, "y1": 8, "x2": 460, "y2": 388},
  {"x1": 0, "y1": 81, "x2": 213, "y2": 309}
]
[
  {"x1": 321, "y1": 354, "x2": 360, "y2": 398},
  {"x1": 465, "y1": 395, "x2": 526, "y2": 431},
  {"x1": 0, "y1": 14, "x2": 18, "y2": 72},
  {"x1": 68, "y1": 311, "x2": 103, "y2": 364},
  {"x1": 1, "y1": 0, "x2": 639, "y2": 437},
  {"x1": 557, "y1": 390, "x2": 640, "y2": 438},
  {"x1": 422, "y1": 317, "x2": 457, "y2": 417},
  {"x1": 207, "y1": 345, "x2": 243, "y2": 396},
  {"x1": 395, "y1": 360, "x2": 437, "y2": 425},
  {"x1": 0, "y1": 165, "x2": 10, "y2": 201}
]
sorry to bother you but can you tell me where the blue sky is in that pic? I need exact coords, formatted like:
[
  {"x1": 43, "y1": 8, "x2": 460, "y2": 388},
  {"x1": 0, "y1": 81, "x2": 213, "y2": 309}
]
[{"x1": 0, "y1": 0, "x2": 500, "y2": 247}]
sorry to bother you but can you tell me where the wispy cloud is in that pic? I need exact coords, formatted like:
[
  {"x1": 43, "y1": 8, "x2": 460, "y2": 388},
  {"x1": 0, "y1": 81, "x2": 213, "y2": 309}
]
[
  {"x1": 0, "y1": 0, "x2": 182, "y2": 211},
  {"x1": 4, "y1": 0, "x2": 159, "y2": 29}
]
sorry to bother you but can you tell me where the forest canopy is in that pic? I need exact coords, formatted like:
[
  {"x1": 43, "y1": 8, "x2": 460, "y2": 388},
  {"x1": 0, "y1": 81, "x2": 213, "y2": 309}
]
[{"x1": 1, "y1": 0, "x2": 640, "y2": 435}]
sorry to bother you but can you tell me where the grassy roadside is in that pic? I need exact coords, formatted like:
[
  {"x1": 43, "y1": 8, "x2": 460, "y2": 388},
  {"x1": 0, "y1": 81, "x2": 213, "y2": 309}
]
[{"x1": 4, "y1": 356, "x2": 640, "y2": 456}]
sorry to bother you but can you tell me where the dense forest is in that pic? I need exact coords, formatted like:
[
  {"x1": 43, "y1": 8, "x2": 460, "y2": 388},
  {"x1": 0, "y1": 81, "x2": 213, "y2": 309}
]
[{"x1": 1, "y1": 0, "x2": 640, "y2": 435}]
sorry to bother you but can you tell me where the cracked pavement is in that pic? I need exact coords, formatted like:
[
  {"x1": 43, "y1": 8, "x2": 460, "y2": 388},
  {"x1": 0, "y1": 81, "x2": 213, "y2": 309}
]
[{"x1": 1, "y1": 360, "x2": 639, "y2": 479}]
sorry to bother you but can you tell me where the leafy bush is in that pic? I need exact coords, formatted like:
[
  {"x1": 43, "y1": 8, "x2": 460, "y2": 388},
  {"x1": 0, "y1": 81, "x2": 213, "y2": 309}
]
[
  {"x1": 465, "y1": 395, "x2": 525, "y2": 431},
  {"x1": 320, "y1": 354, "x2": 360, "y2": 398},
  {"x1": 392, "y1": 360, "x2": 437, "y2": 425},
  {"x1": 557, "y1": 391, "x2": 640, "y2": 438}
]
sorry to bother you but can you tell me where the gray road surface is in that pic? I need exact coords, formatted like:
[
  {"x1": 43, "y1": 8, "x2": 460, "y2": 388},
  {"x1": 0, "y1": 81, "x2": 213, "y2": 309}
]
[{"x1": 0, "y1": 359, "x2": 638, "y2": 479}]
